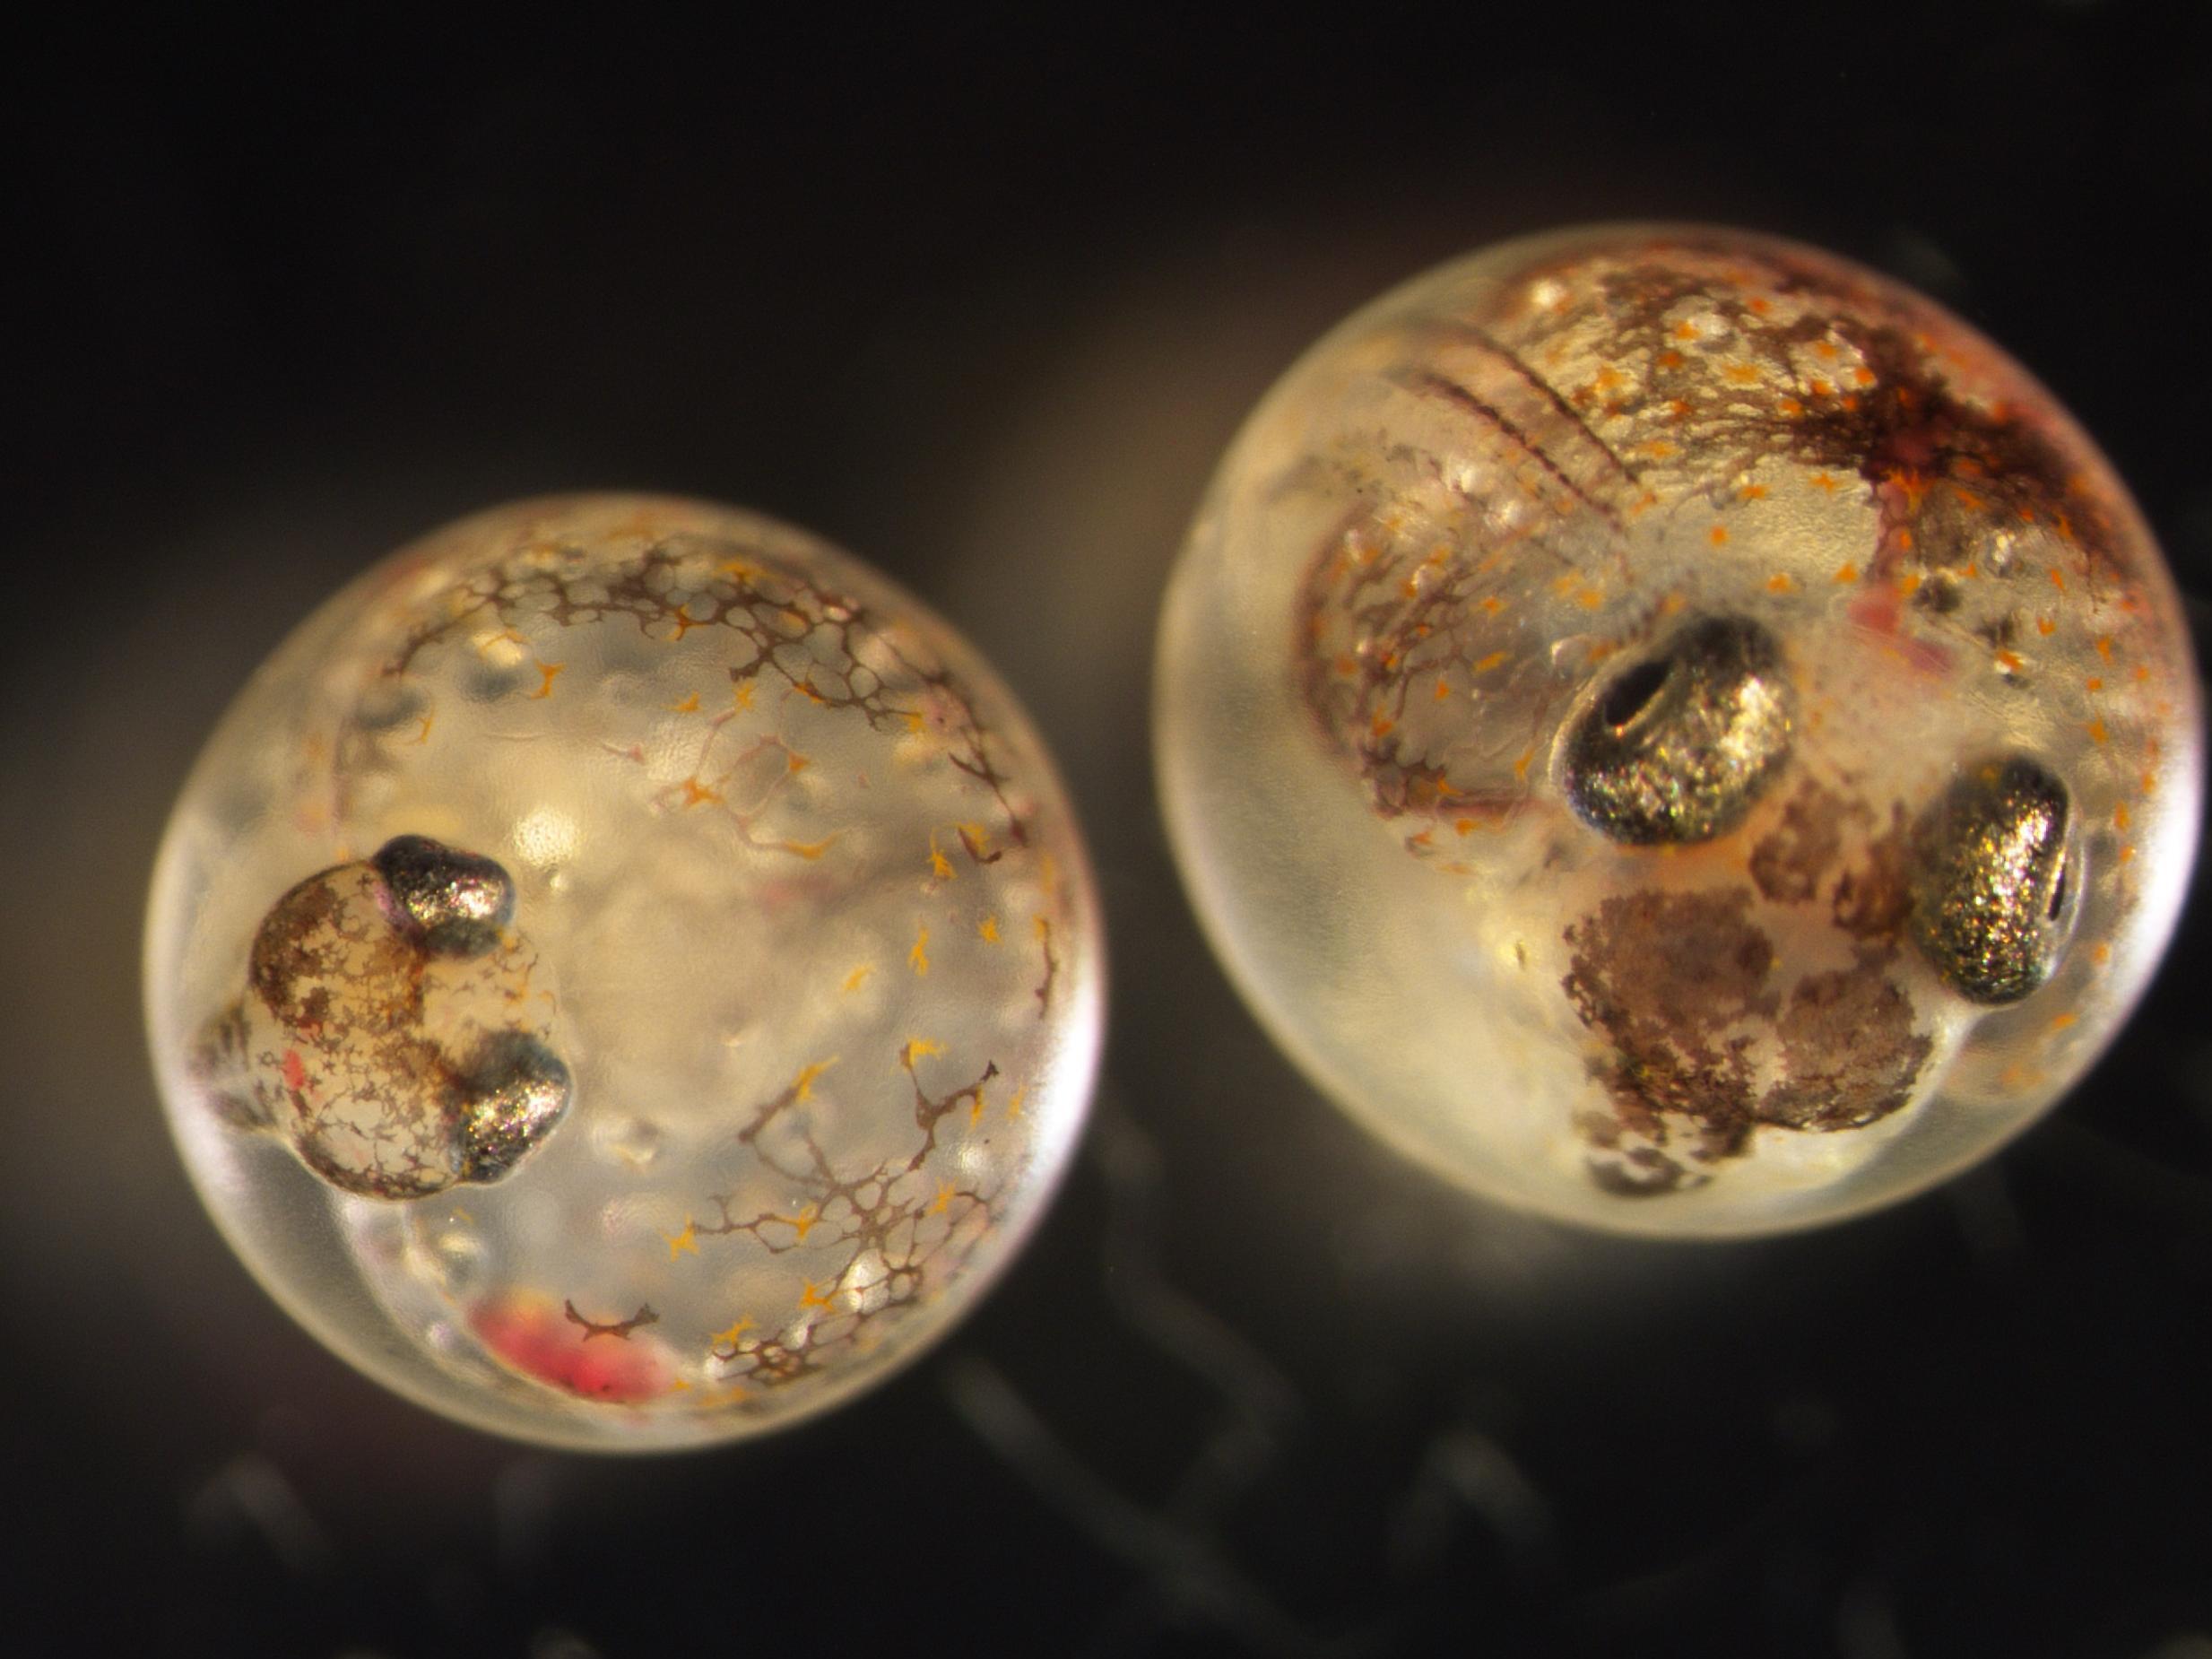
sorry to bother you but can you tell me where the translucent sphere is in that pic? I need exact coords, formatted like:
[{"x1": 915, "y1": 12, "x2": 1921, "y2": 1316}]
[
  {"x1": 148, "y1": 495, "x2": 1102, "y2": 1447},
  {"x1": 1157, "y1": 225, "x2": 2201, "y2": 1237}
]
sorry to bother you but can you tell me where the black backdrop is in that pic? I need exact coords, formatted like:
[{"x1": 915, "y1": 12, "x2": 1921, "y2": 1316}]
[{"x1": 4, "y1": 7, "x2": 2210, "y2": 1655}]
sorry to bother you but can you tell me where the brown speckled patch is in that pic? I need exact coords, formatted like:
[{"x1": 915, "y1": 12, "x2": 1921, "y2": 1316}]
[
  {"x1": 1581, "y1": 1131, "x2": 1702, "y2": 1197},
  {"x1": 1564, "y1": 887, "x2": 1777, "y2": 1183},
  {"x1": 1750, "y1": 779, "x2": 1856, "y2": 904},
  {"x1": 1565, "y1": 880, "x2": 1932, "y2": 1195},
  {"x1": 1832, "y1": 806, "x2": 1913, "y2": 942},
  {"x1": 250, "y1": 868, "x2": 421, "y2": 1033},
  {"x1": 1758, "y1": 954, "x2": 1930, "y2": 1131}
]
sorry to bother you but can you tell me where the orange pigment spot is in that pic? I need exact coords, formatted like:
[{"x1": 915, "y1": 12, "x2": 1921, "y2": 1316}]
[
  {"x1": 1767, "y1": 573, "x2": 1794, "y2": 594},
  {"x1": 1834, "y1": 561, "x2": 1859, "y2": 584},
  {"x1": 1709, "y1": 525, "x2": 1729, "y2": 547}
]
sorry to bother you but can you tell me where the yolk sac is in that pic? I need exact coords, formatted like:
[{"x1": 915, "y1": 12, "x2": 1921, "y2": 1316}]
[
  {"x1": 1561, "y1": 614, "x2": 1794, "y2": 845},
  {"x1": 1156, "y1": 222, "x2": 2202, "y2": 1235}
]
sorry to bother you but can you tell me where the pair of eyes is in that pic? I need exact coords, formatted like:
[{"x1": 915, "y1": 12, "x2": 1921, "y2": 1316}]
[{"x1": 1561, "y1": 613, "x2": 2073, "y2": 1006}]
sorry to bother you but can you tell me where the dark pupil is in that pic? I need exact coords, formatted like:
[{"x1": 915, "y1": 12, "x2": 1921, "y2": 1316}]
[{"x1": 1600, "y1": 658, "x2": 1670, "y2": 729}]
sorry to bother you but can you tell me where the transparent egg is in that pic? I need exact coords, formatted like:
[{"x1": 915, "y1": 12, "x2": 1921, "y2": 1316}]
[
  {"x1": 1156, "y1": 225, "x2": 2201, "y2": 1237},
  {"x1": 147, "y1": 495, "x2": 1102, "y2": 1446}
]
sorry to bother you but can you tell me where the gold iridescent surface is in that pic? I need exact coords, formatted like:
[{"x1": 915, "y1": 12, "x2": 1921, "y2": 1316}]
[
  {"x1": 148, "y1": 495, "x2": 1102, "y2": 1446},
  {"x1": 1156, "y1": 224, "x2": 2201, "y2": 1236}
]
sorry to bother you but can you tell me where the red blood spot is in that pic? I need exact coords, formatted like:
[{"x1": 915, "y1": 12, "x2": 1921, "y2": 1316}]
[
  {"x1": 468, "y1": 1295, "x2": 671, "y2": 1403},
  {"x1": 281, "y1": 1049, "x2": 307, "y2": 1091},
  {"x1": 1846, "y1": 588, "x2": 1953, "y2": 677},
  {"x1": 1848, "y1": 584, "x2": 1900, "y2": 636}
]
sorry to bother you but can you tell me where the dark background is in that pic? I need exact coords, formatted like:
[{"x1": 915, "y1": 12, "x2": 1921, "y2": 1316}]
[{"x1": 4, "y1": 6, "x2": 2210, "y2": 1655}]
